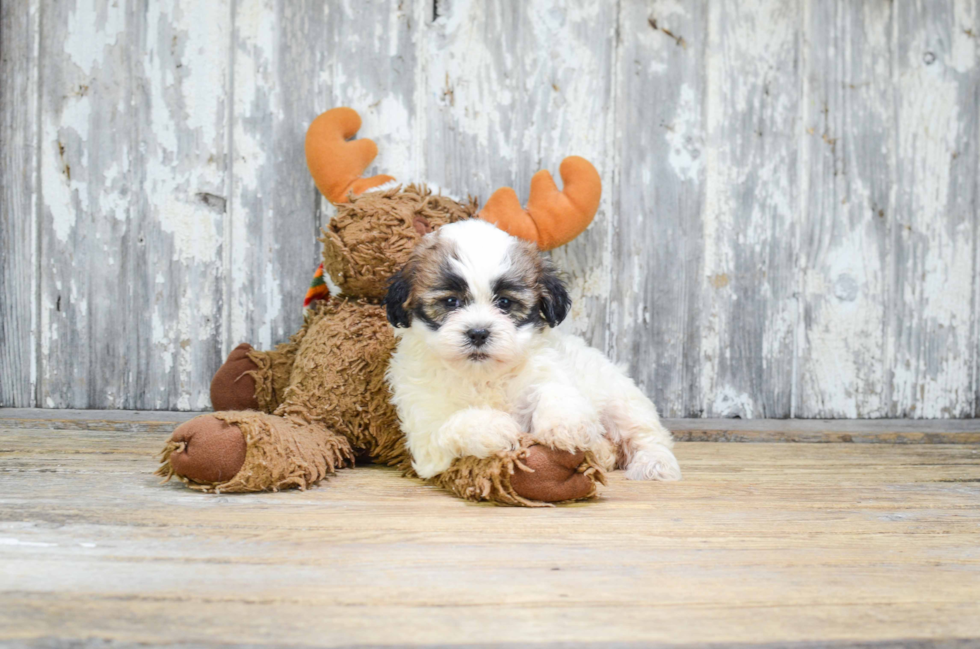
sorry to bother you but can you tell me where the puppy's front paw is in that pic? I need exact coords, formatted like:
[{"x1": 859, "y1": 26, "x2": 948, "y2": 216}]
[
  {"x1": 625, "y1": 445, "x2": 682, "y2": 481},
  {"x1": 448, "y1": 409, "x2": 523, "y2": 459},
  {"x1": 530, "y1": 394, "x2": 604, "y2": 453}
]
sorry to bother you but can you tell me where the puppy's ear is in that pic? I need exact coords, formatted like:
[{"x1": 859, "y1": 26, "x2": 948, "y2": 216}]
[
  {"x1": 383, "y1": 265, "x2": 414, "y2": 328},
  {"x1": 538, "y1": 263, "x2": 571, "y2": 328}
]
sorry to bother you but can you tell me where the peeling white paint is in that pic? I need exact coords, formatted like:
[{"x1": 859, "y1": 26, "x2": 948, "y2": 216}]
[
  {"x1": 64, "y1": 0, "x2": 125, "y2": 70},
  {"x1": 700, "y1": 0, "x2": 800, "y2": 417},
  {"x1": 666, "y1": 84, "x2": 702, "y2": 182},
  {"x1": 154, "y1": 196, "x2": 222, "y2": 264},
  {"x1": 890, "y1": 14, "x2": 976, "y2": 417},
  {"x1": 258, "y1": 260, "x2": 282, "y2": 350},
  {"x1": 712, "y1": 386, "x2": 756, "y2": 419}
]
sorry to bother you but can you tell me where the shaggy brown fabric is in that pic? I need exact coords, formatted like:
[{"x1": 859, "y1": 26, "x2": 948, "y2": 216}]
[
  {"x1": 246, "y1": 310, "x2": 317, "y2": 413},
  {"x1": 274, "y1": 298, "x2": 409, "y2": 468},
  {"x1": 435, "y1": 443, "x2": 605, "y2": 507},
  {"x1": 210, "y1": 344, "x2": 261, "y2": 411},
  {"x1": 322, "y1": 185, "x2": 476, "y2": 300},
  {"x1": 158, "y1": 411, "x2": 354, "y2": 493},
  {"x1": 158, "y1": 184, "x2": 604, "y2": 505}
]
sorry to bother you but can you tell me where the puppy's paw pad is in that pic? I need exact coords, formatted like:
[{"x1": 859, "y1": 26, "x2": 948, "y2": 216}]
[{"x1": 625, "y1": 448, "x2": 682, "y2": 481}]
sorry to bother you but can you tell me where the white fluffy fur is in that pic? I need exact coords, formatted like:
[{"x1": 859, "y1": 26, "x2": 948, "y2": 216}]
[{"x1": 387, "y1": 220, "x2": 681, "y2": 482}]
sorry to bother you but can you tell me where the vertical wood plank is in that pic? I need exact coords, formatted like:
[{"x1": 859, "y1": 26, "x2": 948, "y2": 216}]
[
  {"x1": 229, "y1": 0, "x2": 420, "y2": 353},
  {"x1": 227, "y1": 0, "x2": 329, "y2": 355},
  {"x1": 135, "y1": 0, "x2": 230, "y2": 409},
  {"x1": 608, "y1": 1, "x2": 706, "y2": 417},
  {"x1": 38, "y1": 0, "x2": 230, "y2": 409},
  {"x1": 890, "y1": 0, "x2": 978, "y2": 417},
  {"x1": 0, "y1": 0, "x2": 40, "y2": 407},
  {"x1": 699, "y1": 0, "x2": 801, "y2": 418},
  {"x1": 422, "y1": 0, "x2": 618, "y2": 343},
  {"x1": 797, "y1": 1, "x2": 894, "y2": 417},
  {"x1": 37, "y1": 0, "x2": 141, "y2": 408},
  {"x1": 325, "y1": 0, "x2": 421, "y2": 183}
]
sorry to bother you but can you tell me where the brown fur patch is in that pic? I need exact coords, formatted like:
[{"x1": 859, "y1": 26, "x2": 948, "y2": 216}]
[
  {"x1": 322, "y1": 185, "x2": 475, "y2": 301},
  {"x1": 492, "y1": 239, "x2": 546, "y2": 325},
  {"x1": 403, "y1": 236, "x2": 467, "y2": 326}
]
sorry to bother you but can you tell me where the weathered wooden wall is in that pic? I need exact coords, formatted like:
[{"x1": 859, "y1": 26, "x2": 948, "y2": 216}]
[{"x1": 2, "y1": 0, "x2": 979, "y2": 417}]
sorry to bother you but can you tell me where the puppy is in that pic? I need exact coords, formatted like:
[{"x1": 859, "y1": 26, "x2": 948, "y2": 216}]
[{"x1": 383, "y1": 219, "x2": 681, "y2": 483}]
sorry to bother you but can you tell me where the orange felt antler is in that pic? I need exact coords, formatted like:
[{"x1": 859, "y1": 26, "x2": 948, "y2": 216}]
[
  {"x1": 305, "y1": 107, "x2": 395, "y2": 204},
  {"x1": 479, "y1": 156, "x2": 601, "y2": 251}
]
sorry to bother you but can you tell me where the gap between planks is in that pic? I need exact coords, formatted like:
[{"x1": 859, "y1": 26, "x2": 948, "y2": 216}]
[{"x1": 1, "y1": 408, "x2": 978, "y2": 443}]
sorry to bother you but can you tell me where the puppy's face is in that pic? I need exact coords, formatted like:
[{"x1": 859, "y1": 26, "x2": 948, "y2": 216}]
[{"x1": 383, "y1": 220, "x2": 570, "y2": 369}]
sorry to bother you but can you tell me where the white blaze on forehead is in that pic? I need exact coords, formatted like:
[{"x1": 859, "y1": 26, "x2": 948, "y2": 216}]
[{"x1": 438, "y1": 220, "x2": 516, "y2": 302}]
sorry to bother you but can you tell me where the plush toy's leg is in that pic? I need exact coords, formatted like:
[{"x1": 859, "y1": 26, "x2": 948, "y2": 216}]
[
  {"x1": 434, "y1": 443, "x2": 605, "y2": 507},
  {"x1": 157, "y1": 411, "x2": 354, "y2": 493}
]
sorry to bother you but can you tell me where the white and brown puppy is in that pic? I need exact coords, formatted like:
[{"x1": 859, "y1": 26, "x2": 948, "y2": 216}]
[{"x1": 383, "y1": 219, "x2": 681, "y2": 483}]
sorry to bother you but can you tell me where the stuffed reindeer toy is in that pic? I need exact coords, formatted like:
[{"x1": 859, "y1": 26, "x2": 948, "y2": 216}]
[{"x1": 157, "y1": 107, "x2": 608, "y2": 506}]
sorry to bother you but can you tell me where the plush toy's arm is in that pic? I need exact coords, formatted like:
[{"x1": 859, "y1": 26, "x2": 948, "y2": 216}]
[
  {"x1": 479, "y1": 156, "x2": 601, "y2": 251},
  {"x1": 245, "y1": 344, "x2": 299, "y2": 413},
  {"x1": 244, "y1": 303, "x2": 332, "y2": 412},
  {"x1": 208, "y1": 340, "x2": 298, "y2": 414},
  {"x1": 209, "y1": 303, "x2": 326, "y2": 413},
  {"x1": 432, "y1": 443, "x2": 605, "y2": 507}
]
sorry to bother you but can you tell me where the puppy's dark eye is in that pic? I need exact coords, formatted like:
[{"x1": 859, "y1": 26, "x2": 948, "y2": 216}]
[
  {"x1": 443, "y1": 297, "x2": 461, "y2": 310},
  {"x1": 496, "y1": 297, "x2": 513, "y2": 312}
]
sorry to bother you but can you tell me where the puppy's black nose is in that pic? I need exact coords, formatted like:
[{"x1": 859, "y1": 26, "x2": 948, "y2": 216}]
[{"x1": 466, "y1": 328, "x2": 490, "y2": 347}]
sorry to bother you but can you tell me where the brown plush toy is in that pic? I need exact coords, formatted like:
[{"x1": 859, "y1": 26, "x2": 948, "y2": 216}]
[{"x1": 157, "y1": 107, "x2": 604, "y2": 505}]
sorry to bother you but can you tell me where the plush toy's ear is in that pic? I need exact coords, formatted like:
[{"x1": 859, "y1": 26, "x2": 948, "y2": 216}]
[
  {"x1": 480, "y1": 156, "x2": 601, "y2": 251},
  {"x1": 383, "y1": 265, "x2": 414, "y2": 328},
  {"x1": 538, "y1": 265, "x2": 571, "y2": 328},
  {"x1": 305, "y1": 107, "x2": 395, "y2": 204}
]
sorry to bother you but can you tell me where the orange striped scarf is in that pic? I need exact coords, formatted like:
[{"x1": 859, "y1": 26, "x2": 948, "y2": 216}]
[{"x1": 303, "y1": 263, "x2": 330, "y2": 312}]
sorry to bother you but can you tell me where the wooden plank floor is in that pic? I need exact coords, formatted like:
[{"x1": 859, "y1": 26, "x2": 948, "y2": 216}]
[{"x1": 1, "y1": 412, "x2": 979, "y2": 648}]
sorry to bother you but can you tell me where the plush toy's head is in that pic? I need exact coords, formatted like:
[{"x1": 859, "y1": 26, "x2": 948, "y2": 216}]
[
  {"x1": 321, "y1": 186, "x2": 475, "y2": 300},
  {"x1": 306, "y1": 107, "x2": 602, "y2": 300}
]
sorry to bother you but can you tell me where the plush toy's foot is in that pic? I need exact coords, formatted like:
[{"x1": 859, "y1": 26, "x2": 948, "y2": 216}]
[
  {"x1": 157, "y1": 411, "x2": 354, "y2": 493},
  {"x1": 210, "y1": 343, "x2": 260, "y2": 411},
  {"x1": 510, "y1": 446, "x2": 599, "y2": 503},
  {"x1": 165, "y1": 415, "x2": 248, "y2": 484},
  {"x1": 435, "y1": 444, "x2": 605, "y2": 507}
]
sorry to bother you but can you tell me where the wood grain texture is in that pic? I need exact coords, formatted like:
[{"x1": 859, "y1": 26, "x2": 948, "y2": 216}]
[
  {"x1": 889, "y1": 0, "x2": 979, "y2": 418},
  {"x1": 700, "y1": 0, "x2": 801, "y2": 418},
  {"x1": 227, "y1": 0, "x2": 326, "y2": 356},
  {"x1": 229, "y1": 0, "x2": 421, "y2": 353},
  {"x1": 608, "y1": 1, "x2": 706, "y2": 417},
  {"x1": 136, "y1": 0, "x2": 231, "y2": 410},
  {"x1": 1, "y1": 420, "x2": 979, "y2": 646},
  {"x1": 798, "y1": 0, "x2": 895, "y2": 418},
  {"x1": 326, "y1": 0, "x2": 421, "y2": 180},
  {"x1": 4, "y1": 409, "x2": 980, "y2": 443},
  {"x1": 36, "y1": 0, "x2": 142, "y2": 408},
  {"x1": 35, "y1": 0, "x2": 229, "y2": 410},
  {"x1": 0, "y1": 0, "x2": 40, "y2": 407},
  {"x1": 2, "y1": 0, "x2": 980, "y2": 416}
]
